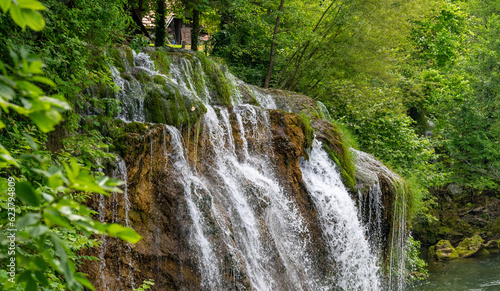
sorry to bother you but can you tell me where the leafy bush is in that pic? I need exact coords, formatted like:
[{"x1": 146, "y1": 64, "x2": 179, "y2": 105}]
[{"x1": 0, "y1": 2, "x2": 141, "y2": 290}]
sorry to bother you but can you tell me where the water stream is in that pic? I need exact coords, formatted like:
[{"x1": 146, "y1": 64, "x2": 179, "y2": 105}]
[{"x1": 300, "y1": 140, "x2": 381, "y2": 290}]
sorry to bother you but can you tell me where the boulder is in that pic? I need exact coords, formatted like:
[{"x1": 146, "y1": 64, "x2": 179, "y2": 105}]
[
  {"x1": 429, "y1": 240, "x2": 459, "y2": 260},
  {"x1": 456, "y1": 235, "x2": 484, "y2": 258},
  {"x1": 484, "y1": 239, "x2": 500, "y2": 254}
]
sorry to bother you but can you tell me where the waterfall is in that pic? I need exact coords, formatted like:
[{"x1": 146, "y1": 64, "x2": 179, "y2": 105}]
[
  {"x1": 93, "y1": 48, "x2": 411, "y2": 290},
  {"x1": 354, "y1": 149, "x2": 410, "y2": 290},
  {"x1": 110, "y1": 66, "x2": 145, "y2": 123},
  {"x1": 358, "y1": 182, "x2": 385, "y2": 258},
  {"x1": 115, "y1": 159, "x2": 136, "y2": 289},
  {"x1": 165, "y1": 125, "x2": 223, "y2": 290},
  {"x1": 388, "y1": 185, "x2": 408, "y2": 291},
  {"x1": 300, "y1": 140, "x2": 381, "y2": 290},
  {"x1": 95, "y1": 157, "x2": 136, "y2": 290}
]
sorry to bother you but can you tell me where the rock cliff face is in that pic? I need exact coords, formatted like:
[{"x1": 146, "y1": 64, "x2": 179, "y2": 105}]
[
  {"x1": 80, "y1": 47, "x2": 410, "y2": 290},
  {"x1": 413, "y1": 190, "x2": 500, "y2": 246}
]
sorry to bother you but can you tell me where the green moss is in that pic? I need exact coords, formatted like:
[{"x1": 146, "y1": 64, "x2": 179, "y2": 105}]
[
  {"x1": 91, "y1": 82, "x2": 112, "y2": 99},
  {"x1": 135, "y1": 70, "x2": 152, "y2": 83},
  {"x1": 109, "y1": 47, "x2": 126, "y2": 72},
  {"x1": 125, "y1": 122, "x2": 148, "y2": 133},
  {"x1": 316, "y1": 120, "x2": 357, "y2": 191},
  {"x1": 456, "y1": 235, "x2": 484, "y2": 258},
  {"x1": 198, "y1": 53, "x2": 232, "y2": 106},
  {"x1": 121, "y1": 72, "x2": 132, "y2": 82},
  {"x1": 144, "y1": 86, "x2": 167, "y2": 124},
  {"x1": 153, "y1": 74, "x2": 165, "y2": 85},
  {"x1": 149, "y1": 48, "x2": 172, "y2": 75},
  {"x1": 476, "y1": 248, "x2": 490, "y2": 256},
  {"x1": 429, "y1": 240, "x2": 459, "y2": 260},
  {"x1": 297, "y1": 113, "x2": 314, "y2": 150},
  {"x1": 143, "y1": 83, "x2": 206, "y2": 127},
  {"x1": 123, "y1": 46, "x2": 134, "y2": 67}
]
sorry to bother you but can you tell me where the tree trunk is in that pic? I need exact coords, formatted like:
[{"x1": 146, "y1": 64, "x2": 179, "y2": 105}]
[
  {"x1": 191, "y1": 9, "x2": 200, "y2": 51},
  {"x1": 264, "y1": 0, "x2": 285, "y2": 88},
  {"x1": 131, "y1": 8, "x2": 150, "y2": 38},
  {"x1": 154, "y1": 0, "x2": 166, "y2": 47}
]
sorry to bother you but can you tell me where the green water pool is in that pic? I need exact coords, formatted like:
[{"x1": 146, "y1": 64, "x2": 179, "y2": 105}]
[{"x1": 411, "y1": 254, "x2": 500, "y2": 290}]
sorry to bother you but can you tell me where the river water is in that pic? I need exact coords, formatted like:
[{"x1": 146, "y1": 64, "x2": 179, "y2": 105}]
[{"x1": 412, "y1": 254, "x2": 500, "y2": 290}]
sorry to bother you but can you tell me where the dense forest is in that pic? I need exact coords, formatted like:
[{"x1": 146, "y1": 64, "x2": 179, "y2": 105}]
[{"x1": 0, "y1": 0, "x2": 499, "y2": 290}]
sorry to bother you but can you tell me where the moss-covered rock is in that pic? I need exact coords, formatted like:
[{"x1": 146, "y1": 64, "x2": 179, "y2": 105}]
[
  {"x1": 312, "y1": 119, "x2": 356, "y2": 191},
  {"x1": 429, "y1": 240, "x2": 459, "y2": 260},
  {"x1": 153, "y1": 74, "x2": 165, "y2": 85},
  {"x1": 125, "y1": 122, "x2": 148, "y2": 133},
  {"x1": 198, "y1": 54, "x2": 232, "y2": 105},
  {"x1": 148, "y1": 48, "x2": 173, "y2": 74},
  {"x1": 484, "y1": 239, "x2": 500, "y2": 254},
  {"x1": 133, "y1": 69, "x2": 152, "y2": 83},
  {"x1": 108, "y1": 46, "x2": 133, "y2": 73},
  {"x1": 143, "y1": 82, "x2": 206, "y2": 126},
  {"x1": 456, "y1": 235, "x2": 484, "y2": 258}
]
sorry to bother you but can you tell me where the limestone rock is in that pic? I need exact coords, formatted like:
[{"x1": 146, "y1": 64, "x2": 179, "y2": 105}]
[
  {"x1": 456, "y1": 235, "x2": 484, "y2": 258},
  {"x1": 429, "y1": 240, "x2": 459, "y2": 260}
]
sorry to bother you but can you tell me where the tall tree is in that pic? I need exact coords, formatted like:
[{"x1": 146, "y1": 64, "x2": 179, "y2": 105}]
[{"x1": 264, "y1": 0, "x2": 285, "y2": 88}]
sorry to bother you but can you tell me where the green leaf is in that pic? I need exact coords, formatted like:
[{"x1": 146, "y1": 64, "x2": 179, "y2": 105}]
[
  {"x1": 22, "y1": 9, "x2": 45, "y2": 31},
  {"x1": 106, "y1": 223, "x2": 142, "y2": 243},
  {"x1": 30, "y1": 76, "x2": 56, "y2": 87},
  {"x1": 28, "y1": 225, "x2": 49, "y2": 236},
  {"x1": 39, "y1": 96, "x2": 71, "y2": 110},
  {"x1": 75, "y1": 273, "x2": 95, "y2": 291},
  {"x1": 26, "y1": 59, "x2": 43, "y2": 74},
  {"x1": 23, "y1": 133, "x2": 39, "y2": 151},
  {"x1": 17, "y1": 0, "x2": 46, "y2": 10},
  {"x1": 25, "y1": 274, "x2": 38, "y2": 291},
  {"x1": 0, "y1": 144, "x2": 19, "y2": 168},
  {"x1": 33, "y1": 271, "x2": 49, "y2": 287},
  {"x1": 0, "y1": 0, "x2": 11, "y2": 13},
  {"x1": 16, "y1": 181, "x2": 42, "y2": 206},
  {"x1": 16, "y1": 80, "x2": 43, "y2": 95},
  {"x1": 33, "y1": 257, "x2": 47, "y2": 270},
  {"x1": 50, "y1": 234, "x2": 79, "y2": 289},
  {"x1": 16, "y1": 213, "x2": 41, "y2": 229},
  {"x1": 43, "y1": 210, "x2": 71, "y2": 228},
  {"x1": 48, "y1": 174, "x2": 63, "y2": 189},
  {"x1": 9, "y1": 5, "x2": 26, "y2": 30},
  {"x1": 28, "y1": 109, "x2": 62, "y2": 132},
  {"x1": 0, "y1": 83, "x2": 15, "y2": 100}
]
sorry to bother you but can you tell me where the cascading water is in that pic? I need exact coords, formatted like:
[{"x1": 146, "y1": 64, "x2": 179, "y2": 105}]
[
  {"x1": 358, "y1": 182, "x2": 385, "y2": 259},
  {"x1": 300, "y1": 140, "x2": 381, "y2": 290},
  {"x1": 354, "y1": 149, "x2": 410, "y2": 290},
  {"x1": 116, "y1": 159, "x2": 136, "y2": 289},
  {"x1": 165, "y1": 124, "x2": 225, "y2": 290},
  {"x1": 110, "y1": 65, "x2": 145, "y2": 123},
  {"x1": 92, "y1": 48, "x2": 411, "y2": 290},
  {"x1": 95, "y1": 157, "x2": 136, "y2": 290},
  {"x1": 197, "y1": 104, "x2": 325, "y2": 290},
  {"x1": 388, "y1": 186, "x2": 409, "y2": 291}
]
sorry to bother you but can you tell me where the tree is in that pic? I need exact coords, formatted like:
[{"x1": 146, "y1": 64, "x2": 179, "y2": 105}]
[
  {"x1": 191, "y1": 7, "x2": 201, "y2": 50},
  {"x1": 155, "y1": 0, "x2": 166, "y2": 47},
  {"x1": 264, "y1": 0, "x2": 285, "y2": 88}
]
